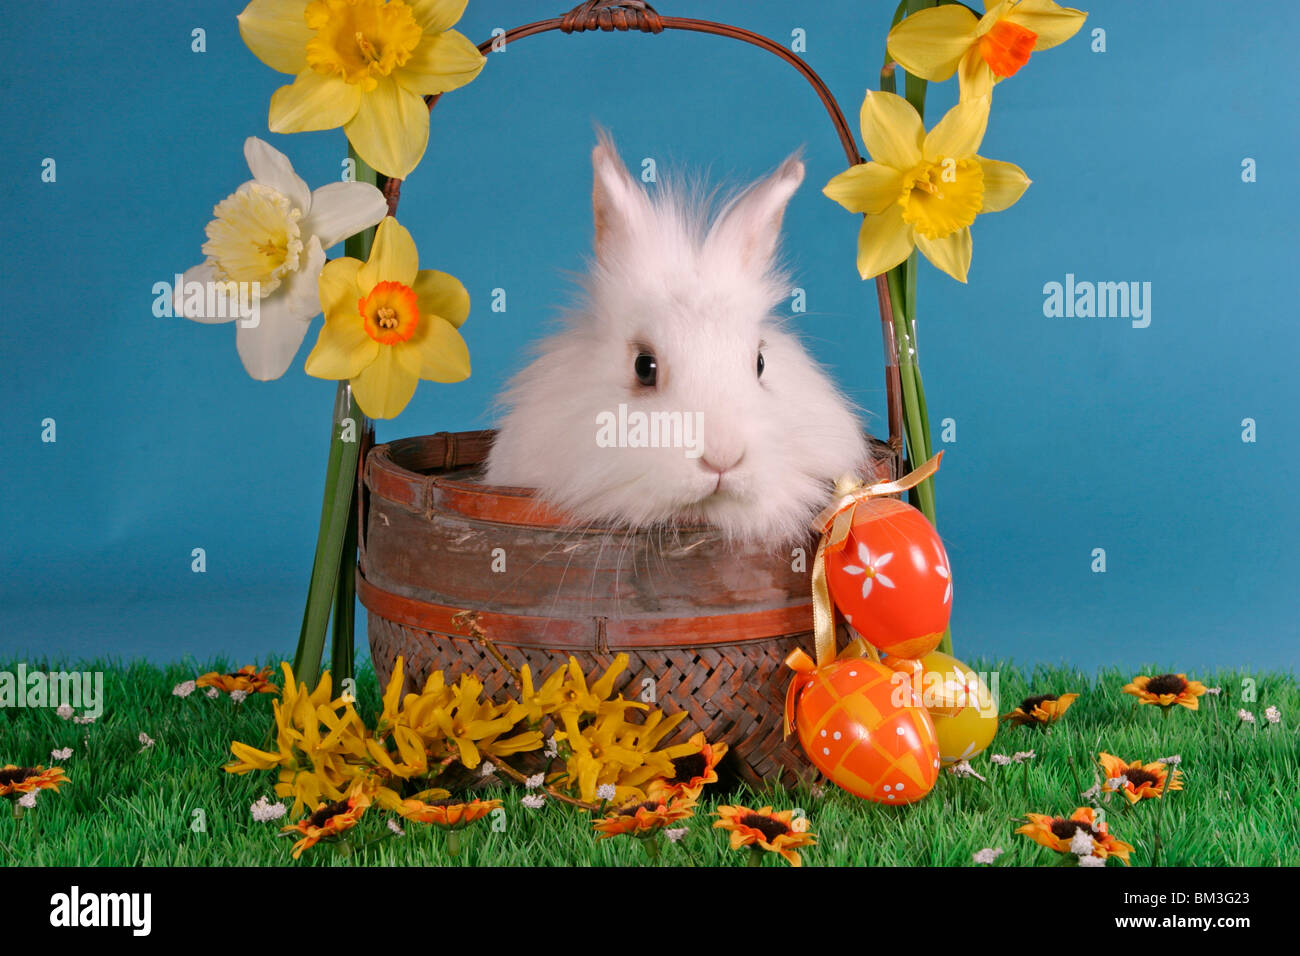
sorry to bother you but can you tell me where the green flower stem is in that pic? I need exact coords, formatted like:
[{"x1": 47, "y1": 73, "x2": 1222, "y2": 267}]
[
  {"x1": 290, "y1": 146, "x2": 377, "y2": 691},
  {"x1": 747, "y1": 846, "x2": 765, "y2": 867}
]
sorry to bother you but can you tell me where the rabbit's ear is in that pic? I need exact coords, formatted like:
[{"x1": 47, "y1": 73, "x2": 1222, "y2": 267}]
[
  {"x1": 592, "y1": 132, "x2": 652, "y2": 263},
  {"x1": 708, "y1": 152, "x2": 805, "y2": 272}
]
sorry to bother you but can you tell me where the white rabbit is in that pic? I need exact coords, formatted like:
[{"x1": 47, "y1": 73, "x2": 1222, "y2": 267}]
[{"x1": 484, "y1": 135, "x2": 873, "y2": 545}]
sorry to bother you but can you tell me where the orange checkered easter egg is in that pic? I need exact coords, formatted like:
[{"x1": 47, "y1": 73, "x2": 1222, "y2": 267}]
[
  {"x1": 824, "y1": 498, "x2": 952, "y2": 660},
  {"x1": 788, "y1": 658, "x2": 939, "y2": 803}
]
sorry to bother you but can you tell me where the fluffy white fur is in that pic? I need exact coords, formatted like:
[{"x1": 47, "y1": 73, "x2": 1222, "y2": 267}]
[{"x1": 485, "y1": 135, "x2": 872, "y2": 545}]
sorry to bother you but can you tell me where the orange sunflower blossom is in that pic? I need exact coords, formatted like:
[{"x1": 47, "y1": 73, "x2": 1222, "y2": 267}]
[
  {"x1": 304, "y1": 216, "x2": 470, "y2": 419},
  {"x1": 238, "y1": 0, "x2": 486, "y2": 178}
]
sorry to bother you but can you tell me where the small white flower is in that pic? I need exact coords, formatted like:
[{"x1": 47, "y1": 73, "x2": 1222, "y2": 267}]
[
  {"x1": 206, "y1": 688, "x2": 220, "y2": 699},
  {"x1": 543, "y1": 735, "x2": 559, "y2": 758},
  {"x1": 948, "y1": 760, "x2": 986, "y2": 782},
  {"x1": 172, "y1": 680, "x2": 196, "y2": 699},
  {"x1": 663, "y1": 827, "x2": 688, "y2": 843},
  {"x1": 1157, "y1": 755, "x2": 1182, "y2": 765},
  {"x1": 138, "y1": 732, "x2": 156, "y2": 751},
  {"x1": 1081, "y1": 783, "x2": 1101, "y2": 801},
  {"x1": 72, "y1": 715, "x2": 96, "y2": 725},
  {"x1": 1205, "y1": 687, "x2": 1222, "y2": 696},
  {"x1": 230, "y1": 690, "x2": 248, "y2": 703},
  {"x1": 1237, "y1": 709, "x2": 1255, "y2": 724},
  {"x1": 521, "y1": 794, "x2": 546, "y2": 810},
  {"x1": 1265, "y1": 706, "x2": 1281, "y2": 725},
  {"x1": 595, "y1": 784, "x2": 617, "y2": 801},
  {"x1": 479, "y1": 761, "x2": 496, "y2": 777},
  {"x1": 249, "y1": 796, "x2": 287, "y2": 823},
  {"x1": 56, "y1": 704, "x2": 74, "y2": 720},
  {"x1": 17, "y1": 791, "x2": 38, "y2": 809},
  {"x1": 1077, "y1": 853, "x2": 1106, "y2": 867},
  {"x1": 387, "y1": 818, "x2": 406, "y2": 837},
  {"x1": 51, "y1": 747, "x2": 73, "y2": 761},
  {"x1": 1069, "y1": 830, "x2": 1095, "y2": 856},
  {"x1": 524, "y1": 773, "x2": 545, "y2": 790},
  {"x1": 972, "y1": 847, "x2": 1003, "y2": 865},
  {"x1": 840, "y1": 542, "x2": 896, "y2": 599},
  {"x1": 176, "y1": 137, "x2": 388, "y2": 381},
  {"x1": 1106, "y1": 776, "x2": 1129, "y2": 791},
  {"x1": 808, "y1": 783, "x2": 827, "y2": 799},
  {"x1": 989, "y1": 753, "x2": 1012, "y2": 766},
  {"x1": 1011, "y1": 750, "x2": 1036, "y2": 763}
]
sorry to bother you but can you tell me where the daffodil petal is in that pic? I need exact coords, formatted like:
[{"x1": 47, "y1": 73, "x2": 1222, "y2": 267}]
[
  {"x1": 176, "y1": 261, "x2": 232, "y2": 324},
  {"x1": 859, "y1": 90, "x2": 924, "y2": 170},
  {"x1": 269, "y1": 71, "x2": 362, "y2": 133},
  {"x1": 237, "y1": 0, "x2": 312, "y2": 75},
  {"x1": 924, "y1": 96, "x2": 990, "y2": 160},
  {"x1": 411, "y1": 269, "x2": 470, "y2": 328},
  {"x1": 1008, "y1": 0, "x2": 1088, "y2": 50},
  {"x1": 358, "y1": 218, "x2": 419, "y2": 292},
  {"x1": 855, "y1": 205, "x2": 915, "y2": 280},
  {"x1": 344, "y1": 78, "x2": 429, "y2": 180},
  {"x1": 957, "y1": 48, "x2": 996, "y2": 101},
  {"x1": 398, "y1": 29, "x2": 486, "y2": 96},
  {"x1": 243, "y1": 136, "x2": 311, "y2": 212},
  {"x1": 351, "y1": 346, "x2": 418, "y2": 419},
  {"x1": 408, "y1": 0, "x2": 470, "y2": 32},
  {"x1": 916, "y1": 227, "x2": 972, "y2": 283},
  {"x1": 978, "y1": 157, "x2": 1031, "y2": 212},
  {"x1": 300, "y1": 181, "x2": 388, "y2": 250},
  {"x1": 399, "y1": 315, "x2": 470, "y2": 382},
  {"x1": 886, "y1": 4, "x2": 980, "y2": 81},
  {"x1": 823, "y1": 162, "x2": 905, "y2": 216},
  {"x1": 317, "y1": 256, "x2": 363, "y2": 315},
  {"x1": 236, "y1": 295, "x2": 312, "y2": 382}
]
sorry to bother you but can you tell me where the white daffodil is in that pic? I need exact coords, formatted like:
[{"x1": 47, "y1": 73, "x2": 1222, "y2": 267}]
[{"x1": 177, "y1": 136, "x2": 387, "y2": 380}]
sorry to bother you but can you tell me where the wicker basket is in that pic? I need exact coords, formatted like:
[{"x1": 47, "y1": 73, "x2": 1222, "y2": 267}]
[{"x1": 358, "y1": 0, "x2": 906, "y2": 789}]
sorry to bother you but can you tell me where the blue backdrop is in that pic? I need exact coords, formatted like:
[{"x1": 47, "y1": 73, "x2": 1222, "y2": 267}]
[{"x1": 2, "y1": 1, "x2": 1295, "y2": 672}]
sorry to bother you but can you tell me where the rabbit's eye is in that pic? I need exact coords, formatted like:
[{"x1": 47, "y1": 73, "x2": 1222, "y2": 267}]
[
  {"x1": 634, "y1": 352, "x2": 658, "y2": 387},
  {"x1": 756, "y1": 351, "x2": 766, "y2": 379}
]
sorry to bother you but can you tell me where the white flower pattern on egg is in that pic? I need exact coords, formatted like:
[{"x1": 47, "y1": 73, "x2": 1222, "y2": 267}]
[
  {"x1": 935, "y1": 562, "x2": 952, "y2": 604},
  {"x1": 840, "y1": 543, "x2": 895, "y2": 599}
]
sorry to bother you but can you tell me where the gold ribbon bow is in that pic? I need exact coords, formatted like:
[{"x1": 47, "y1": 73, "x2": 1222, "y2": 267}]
[{"x1": 807, "y1": 452, "x2": 944, "y2": 672}]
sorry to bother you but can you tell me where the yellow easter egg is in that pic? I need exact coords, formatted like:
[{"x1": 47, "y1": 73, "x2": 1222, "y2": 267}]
[{"x1": 916, "y1": 651, "x2": 997, "y2": 766}]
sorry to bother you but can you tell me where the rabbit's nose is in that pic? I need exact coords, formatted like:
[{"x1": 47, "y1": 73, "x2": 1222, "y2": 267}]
[{"x1": 700, "y1": 452, "x2": 744, "y2": 475}]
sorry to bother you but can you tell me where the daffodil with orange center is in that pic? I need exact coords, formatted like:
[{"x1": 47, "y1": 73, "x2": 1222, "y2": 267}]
[
  {"x1": 592, "y1": 795, "x2": 696, "y2": 841},
  {"x1": 281, "y1": 782, "x2": 373, "y2": 858},
  {"x1": 196, "y1": 665, "x2": 279, "y2": 695},
  {"x1": 1016, "y1": 806, "x2": 1133, "y2": 865},
  {"x1": 304, "y1": 216, "x2": 470, "y2": 419},
  {"x1": 1098, "y1": 753, "x2": 1183, "y2": 804},
  {"x1": 1000, "y1": 691, "x2": 1078, "y2": 727},
  {"x1": 887, "y1": 0, "x2": 1088, "y2": 102},
  {"x1": 824, "y1": 92, "x2": 1029, "y2": 283},
  {"x1": 237, "y1": 0, "x2": 486, "y2": 178},
  {"x1": 1123, "y1": 673, "x2": 1207, "y2": 711},
  {"x1": 714, "y1": 805, "x2": 816, "y2": 867}
]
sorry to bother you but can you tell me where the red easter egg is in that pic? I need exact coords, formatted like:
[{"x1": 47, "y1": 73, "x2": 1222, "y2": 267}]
[
  {"x1": 787, "y1": 658, "x2": 939, "y2": 803},
  {"x1": 824, "y1": 497, "x2": 952, "y2": 660}
]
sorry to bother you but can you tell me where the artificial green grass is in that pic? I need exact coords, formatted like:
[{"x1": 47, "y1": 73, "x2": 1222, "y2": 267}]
[{"x1": 1, "y1": 656, "x2": 1296, "y2": 866}]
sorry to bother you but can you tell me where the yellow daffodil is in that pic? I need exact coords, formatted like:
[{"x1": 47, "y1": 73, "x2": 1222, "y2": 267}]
[
  {"x1": 304, "y1": 216, "x2": 470, "y2": 418},
  {"x1": 238, "y1": 0, "x2": 486, "y2": 178},
  {"x1": 824, "y1": 92, "x2": 1029, "y2": 283},
  {"x1": 887, "y1": 0, "x2": 1088, "y2": 101}
]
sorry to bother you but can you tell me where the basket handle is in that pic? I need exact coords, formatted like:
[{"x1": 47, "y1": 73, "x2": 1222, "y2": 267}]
[{"x1": 380, "y1": 0, "x2": 905, "y2": 470}]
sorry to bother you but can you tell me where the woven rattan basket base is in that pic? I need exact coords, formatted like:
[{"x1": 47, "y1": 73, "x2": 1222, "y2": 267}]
[{"x1": 367, "y1": 613, "x2": 816, "y2": 790}]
